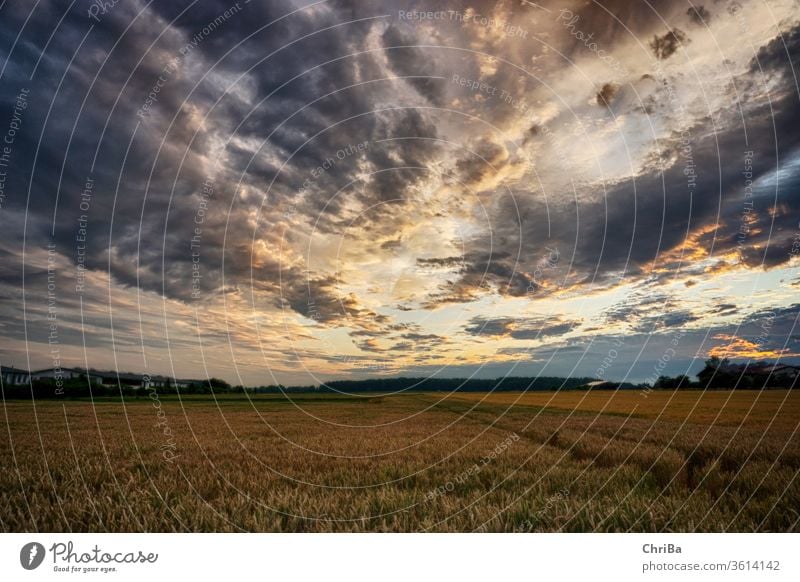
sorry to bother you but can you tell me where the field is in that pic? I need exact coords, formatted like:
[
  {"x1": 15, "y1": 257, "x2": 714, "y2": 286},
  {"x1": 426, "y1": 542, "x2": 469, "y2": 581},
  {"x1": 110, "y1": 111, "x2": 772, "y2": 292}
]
[{"x1": 1, "y1": 390, "x2": 799, "y2": 532}]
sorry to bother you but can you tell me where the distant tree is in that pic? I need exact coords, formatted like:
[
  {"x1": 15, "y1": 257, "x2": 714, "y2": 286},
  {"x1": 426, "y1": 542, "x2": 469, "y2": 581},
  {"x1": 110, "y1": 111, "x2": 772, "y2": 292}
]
[
  {"x1": 654, "y1": 375, "x2": 692, "y2": 389},
  {"x1": 208, "y1": 377, "x2": 231, "y2": 391},
  {"x1": 654, "y1": 375, "x2": 673, "y2": 389},
  {"x1": 697, "y1": 356, "x2": 734, "y2": 389}
]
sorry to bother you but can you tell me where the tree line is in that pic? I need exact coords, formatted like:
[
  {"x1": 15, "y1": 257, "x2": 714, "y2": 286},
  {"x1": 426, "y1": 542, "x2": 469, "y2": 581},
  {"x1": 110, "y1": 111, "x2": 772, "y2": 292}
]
[
  {"x1": 654, "y1": 357, "x2": 798, "y2": 390},
  {"x1": 3, "y1": 357, "x2": 796, "y2": 399}
]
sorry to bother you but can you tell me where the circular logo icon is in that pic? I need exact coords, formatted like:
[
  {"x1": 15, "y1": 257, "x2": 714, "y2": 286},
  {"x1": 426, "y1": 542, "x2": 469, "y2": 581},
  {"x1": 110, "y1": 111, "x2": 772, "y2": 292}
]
[{"x1": 20, "y1": 542, "x2": 45, "y2": 570}]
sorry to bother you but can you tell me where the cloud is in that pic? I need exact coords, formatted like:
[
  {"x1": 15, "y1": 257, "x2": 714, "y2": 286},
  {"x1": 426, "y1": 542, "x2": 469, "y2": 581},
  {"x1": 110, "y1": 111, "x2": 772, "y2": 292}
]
[
  {"x1": 416, "y1": 256, "x2": 465, "y2": 268},
  {"x1": 632, "y1": 310, "x2": 700, "y2": 333},
  {"x1": 595, "y1": 82, "x2": 619, "y2": 107},
  {"x1": 708, "y1": 334, "x2": 800, "y2": 359},
  {"x1": 1, "y1": 0, "x2": 799, "y2": 383},
  {"x1": 464, "y1": 314, "x2": 579, "y2": 340},
  {"x1": 750, "y1": 23, "x2": 800, "y2": 76},
  {"x1": 687, "y1": 6, "x2": 711, "y2": 26},
  {"x1": 381, "y1": 24, "x2": 446, "y2": 106},
  {"x1": 708, "y1": 303, "x2": 738, "y2": 316},
  {"x1": 649, "y1": 29, "x2": 689, "y2": 60}
]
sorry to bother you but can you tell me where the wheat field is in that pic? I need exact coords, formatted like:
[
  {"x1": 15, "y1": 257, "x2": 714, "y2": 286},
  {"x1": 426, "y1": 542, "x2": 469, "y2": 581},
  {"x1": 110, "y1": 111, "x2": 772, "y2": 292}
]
[{"x1": 1, "y1": 390, "x2": 798, "y2": 532}]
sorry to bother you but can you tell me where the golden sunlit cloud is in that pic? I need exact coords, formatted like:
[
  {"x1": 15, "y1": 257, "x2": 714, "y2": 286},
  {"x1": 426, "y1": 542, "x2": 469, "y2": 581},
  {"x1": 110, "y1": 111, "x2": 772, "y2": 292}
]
[{"x1": 708, "y1": 334, "x2": 800, "y2": 360}]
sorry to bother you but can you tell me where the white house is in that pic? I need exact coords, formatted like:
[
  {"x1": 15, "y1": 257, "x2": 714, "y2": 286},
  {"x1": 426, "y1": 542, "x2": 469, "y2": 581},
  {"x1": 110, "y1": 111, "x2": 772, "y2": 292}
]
[
  {"x1": 1, "y1": 366, "x2": 30, "y2": 386},
  {"x1": 25, "y1": 367, "x2": 207, "y2": 390},
  {"x1": 29, "y1": 367, "x2": 104, "y2": 384}
]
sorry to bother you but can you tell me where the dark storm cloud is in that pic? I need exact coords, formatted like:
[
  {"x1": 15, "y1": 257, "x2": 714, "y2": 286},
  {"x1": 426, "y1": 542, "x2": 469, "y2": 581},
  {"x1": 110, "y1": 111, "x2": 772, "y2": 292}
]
[
  {"x1": 0, "y1": 0, "x2": 253, "y2": 302},
  {"x1": 464, "y1": 314, "x2": 579, "y2": 339},
  {"x1": 554, "y1": 0, "x2": 686, "y2": 50},
  {"x1": 358, "y1": 109, "x2": 441, "y2": 206},
  {"x1": 416, "y1": 256, "x2": 464, "y2": 268},
  {"x1": 277, "y1": 272, "x2": 390, "y2": 330},
  {"x1": 6, "y1": 0, "x2": 759, "y2": 327},
  {"x1": 741, "y1": 304, "x2": 800, "y2": 335},
  {"x1": 349, "y1": 328, "x2": 447, "y2": 355},
  {"x1": 382, "y1": 24, "x2": 446, "y2": 106},
  {"x1": 433, "y1": 37, "x2": 800, "y2": 306},
  {"x1": 649, "y1": 29, "x2": 689, "y2": 60},
  {"x1": 602, "y1": 292, "x2": 674, "y2": 324},
  {"x1": 426, "y1": 248, "x2": 538, "y2": 305},
  {"x1": 750, "y1": 22, "x2": 800, "y2": 75},
  {"x1": 389, "y1": 331, "x2": 449, "y2": 353},
  {"x1": 687, "y1": 6, "x2": 711, "y2": 26},
  {"x1": 632, "y1": 310, "x2": 700, "y2": 333},
  {"x1": 452, "y1": 138, "x2": 509, "y2": 188},
  {"x1": 0, "y1": 0, "x2": 448, "y2": 319},
  {"x1": 0, "y1": 218, "x2": 183, "y2": 355},
  {"x1": 595, "y1": 82, "x2": 619, "y2": 107},
  {"x1": 463, "y1": 315, "x2": 515, "y2": 336},
  {"x1": 708, "y1": 303, "x2": 738, "y2": 316},
  {"x1": 510, "y1": 320, "x2": 576, "y2": 340}
]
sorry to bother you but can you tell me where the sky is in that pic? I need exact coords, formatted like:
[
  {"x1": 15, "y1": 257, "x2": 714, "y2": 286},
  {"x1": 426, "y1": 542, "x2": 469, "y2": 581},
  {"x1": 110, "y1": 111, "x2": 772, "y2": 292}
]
[{"x1": 0, "y1": 0, "x2": 798, "y2": 386}]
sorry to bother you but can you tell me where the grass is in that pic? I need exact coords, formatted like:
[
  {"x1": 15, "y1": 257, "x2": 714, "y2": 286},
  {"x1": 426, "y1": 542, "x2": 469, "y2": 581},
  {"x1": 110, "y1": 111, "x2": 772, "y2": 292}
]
[{"x1": 1, "y1": 390, "x2": 798, "y2": 532}]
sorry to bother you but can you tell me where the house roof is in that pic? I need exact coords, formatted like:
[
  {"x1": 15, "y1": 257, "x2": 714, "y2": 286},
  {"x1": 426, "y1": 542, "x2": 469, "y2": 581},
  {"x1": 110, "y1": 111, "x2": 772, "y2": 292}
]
[
  {"x1": 89, "y1": 371, "x2": 179, "y2": 383},
  {"x1": 719, "y1": 362, "x2": 800, "y2": 374},
  {"x1": 30, "y1": 367, "x2": 100, "y2": 375},
  {"x1": 100, "y1": 372, "x2": 146, "y2": 382}
]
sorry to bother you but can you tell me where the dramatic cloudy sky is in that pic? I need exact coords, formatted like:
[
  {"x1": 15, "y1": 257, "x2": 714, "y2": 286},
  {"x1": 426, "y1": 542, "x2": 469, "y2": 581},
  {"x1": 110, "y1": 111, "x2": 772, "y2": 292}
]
[{"x1": 0, "y1": 0, "x2": 798, "y2": 385}]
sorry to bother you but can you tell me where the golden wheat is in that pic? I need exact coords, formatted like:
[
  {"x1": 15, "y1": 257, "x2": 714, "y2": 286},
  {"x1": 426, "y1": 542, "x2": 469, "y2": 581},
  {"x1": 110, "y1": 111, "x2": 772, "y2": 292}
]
[{"x1": 1, "y1": 391, "x2": 798, "y2": 532}]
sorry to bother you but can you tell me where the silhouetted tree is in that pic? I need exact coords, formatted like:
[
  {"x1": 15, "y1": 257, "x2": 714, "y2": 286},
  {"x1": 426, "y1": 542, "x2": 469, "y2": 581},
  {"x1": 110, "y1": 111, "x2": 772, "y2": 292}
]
[
  {"x1": 654, "y1": 375, "x2": 692, "y2": 389},
  {"x1": 697, "y1": 356, "x2": 734, "y2": 388}
]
